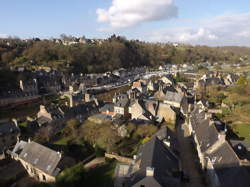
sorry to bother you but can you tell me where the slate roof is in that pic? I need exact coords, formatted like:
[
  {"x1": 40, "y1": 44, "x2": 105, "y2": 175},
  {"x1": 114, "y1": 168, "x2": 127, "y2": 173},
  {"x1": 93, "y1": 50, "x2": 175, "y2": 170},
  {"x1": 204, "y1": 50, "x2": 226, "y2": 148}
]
[
  {"x1": 0, "y1": 121, "x2": 20, "y2": 137},
  {"x1": 99, "y1": 103, "x2": 114, "y2": 113},
  {"x1": 126, "y1": 136, "x2": 180, "y2": 187},
  {"x1": 207, "y1": 142, "x2": 250, "y2": 187},
  {"x1": 37, "y1": 116, "x2": 51, "y2": 126},
  {"x1": 19, "y1": 141, "x2": 61, "y2": 176},
  {"x1": 164, "y1": 91, "x2": 183, "y2": 104},
  {"x1": 44, "y1": 105, "x2": 64, "y2": 119},
  {"x1": 114, "y1": 94, "x2": 129, "y2": 107},
  {"x1": 196, "y1": 121, "x2": 219, "y2": 153}
]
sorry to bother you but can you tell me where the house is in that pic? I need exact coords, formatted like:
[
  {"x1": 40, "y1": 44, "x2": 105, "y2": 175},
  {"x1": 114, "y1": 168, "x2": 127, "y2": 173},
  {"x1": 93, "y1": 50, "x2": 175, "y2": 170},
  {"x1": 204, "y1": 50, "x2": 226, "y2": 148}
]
[
  {"x1": 19, "y1": 79, "x2": 38, "y2": 95},
  {"x1": 160, "y1": 74, "x2": 175, "y2": 85},
  {"x1": 189, "y1": 105, "x2": 250, "y2": 187},
  {"x1": 113, "y1": 94, "x2": 130, "y2": 117},
  {"x1": 223, "y1": 73, "x2": 239, "y2": 86},
  {"x1": 157, "y1": 103, "x2": 176, "y2": 123},
  {"x1": 147, "y1": 80, "x2": 158, "y2": 92},
  {"x1": 99, "y1": 102, "x2": 115, "y2": 116},
  {"x1": 132, "y1": 80, "x2": 147, "y2": 93},
  {"x1": 129, "y1": 99, "x2": 155, "y2": 122},
  {"x1": 37, "y1": 104, "x2": 64, "y2": 126},
  {"x1": 123, "y1": 133, "x2": 181, "y2": 187},
  {"x1": 162, "y1": 91, "x2": 187, "y2": 111},
  {"x1": 10, "y1": 140, "x2": 62, "y2": 182},
  {"x1": 206, "y1": 141, "x2": 250, "y2": 187},
  {"x1": 0, "y1": 120, "x2": 20, "y2": 159},
  {"x1": 37, "y1": 76, "x2": 61, "y2": 94}
]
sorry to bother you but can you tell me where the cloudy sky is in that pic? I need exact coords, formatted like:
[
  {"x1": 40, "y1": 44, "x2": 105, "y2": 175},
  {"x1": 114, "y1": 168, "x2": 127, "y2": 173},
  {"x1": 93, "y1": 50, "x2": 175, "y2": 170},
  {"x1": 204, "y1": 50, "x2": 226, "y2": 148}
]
[{"x1": 1, "y1": 0, "x2": 250, "y2": 46}]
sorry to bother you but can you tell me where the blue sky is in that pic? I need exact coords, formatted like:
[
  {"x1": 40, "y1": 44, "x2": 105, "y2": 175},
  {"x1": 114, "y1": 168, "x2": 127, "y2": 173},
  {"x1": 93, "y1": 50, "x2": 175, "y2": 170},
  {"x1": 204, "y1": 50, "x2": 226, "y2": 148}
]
[{"x1": 1, "y1": 0, "x2": 250, "y2": 45}]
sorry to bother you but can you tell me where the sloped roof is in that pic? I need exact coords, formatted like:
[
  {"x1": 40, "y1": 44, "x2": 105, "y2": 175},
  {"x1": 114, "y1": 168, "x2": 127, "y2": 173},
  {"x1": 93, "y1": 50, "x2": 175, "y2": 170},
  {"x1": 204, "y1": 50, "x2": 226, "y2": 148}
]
[
  {"x1": 114, "y1": 94, "x2": 129, "y2": 107},
  {"x1": 196, "y1": 122, "x2": 219, "y2": 153},
  {"x1": 99, "y1": 103, "x2": 114, "y2": 113},
  {"x1": 19, "y1": 141, "x2": 61, "y2": 176},
  {"x1": 207, "y1": 142, "x2": 250, "y2": 187},
  {"x1": 0, "y1": 121, "x2": 19, "y2": 137},
  {"x1": 127, "y1": 136, "x2": 180, "y2": 187},
  {"x1": 164, "y1": 91, "x2": 183, "y2": 104}
]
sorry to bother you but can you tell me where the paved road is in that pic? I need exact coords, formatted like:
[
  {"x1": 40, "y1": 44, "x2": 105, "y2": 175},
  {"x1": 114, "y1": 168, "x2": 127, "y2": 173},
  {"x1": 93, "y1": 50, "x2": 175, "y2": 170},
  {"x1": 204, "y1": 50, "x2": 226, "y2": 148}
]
[{"x1": 176, "y1": 119, "x2": 207, "y2": 187}]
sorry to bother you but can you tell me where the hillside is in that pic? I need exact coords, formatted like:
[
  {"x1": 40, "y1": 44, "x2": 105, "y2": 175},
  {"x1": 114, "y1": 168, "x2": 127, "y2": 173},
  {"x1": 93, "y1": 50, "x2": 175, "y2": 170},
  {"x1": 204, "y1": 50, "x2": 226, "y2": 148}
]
[{"x1": 1, "y1": 35, "x2": 250, "y2": 73}]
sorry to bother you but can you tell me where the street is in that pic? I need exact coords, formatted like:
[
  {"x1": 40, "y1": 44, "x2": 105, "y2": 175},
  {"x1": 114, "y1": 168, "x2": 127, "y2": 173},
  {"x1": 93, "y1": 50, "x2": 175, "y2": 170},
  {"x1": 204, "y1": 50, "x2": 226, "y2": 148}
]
[{"x1": 176, "y1": 118, "x2": 206, "y2": 187}]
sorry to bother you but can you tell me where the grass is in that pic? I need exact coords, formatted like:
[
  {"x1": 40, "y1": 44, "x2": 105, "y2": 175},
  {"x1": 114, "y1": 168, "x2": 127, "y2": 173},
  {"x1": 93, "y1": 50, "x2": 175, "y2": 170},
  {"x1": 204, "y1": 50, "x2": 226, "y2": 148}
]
[
  {"x1": 19, "y1": 121, "x2": 28, "y2": 128},
  {"x1": 231, "y1": 124, "x2": 250, "y2": 141},
  {"x1": 53, "y1": 137, "x2": 71, "y2": 145},
  {"x1": 56, "y1": 160, "x2": 116, "y2": 187}
]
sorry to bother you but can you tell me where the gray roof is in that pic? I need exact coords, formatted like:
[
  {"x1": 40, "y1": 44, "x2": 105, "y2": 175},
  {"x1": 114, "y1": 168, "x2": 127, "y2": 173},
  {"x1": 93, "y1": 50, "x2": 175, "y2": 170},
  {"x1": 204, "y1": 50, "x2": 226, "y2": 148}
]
[
  {"x1": 44, "y1": 104, "x2": 64, "y2": 119},
  {"x1": 0, "y1": 121, "x2": 19, "y2": 137},
  {"x1": 207, "y1": 142, "x2": 250, "y2": 187},
  {"x1": 37, "y1": 116, "x2": 51, "y2": 126},
  {"x1": 19, "y1": 141, "x2": 61, "y2": 176},
  {"x1": 164, "y1": 91, "x2": 183, "y2": 104},
  {"x1": 126, "y1": 136, "x2": 180, "y2": 187},
  {"x1": 114, "y1": 94, "x2": 129, "y2": 107},
  {"x1": 99, "y1": 103, "x2": 114, "y2": 113},
  {"x1": 196, "y1": 121, "x2": 219, "y2": 153}
]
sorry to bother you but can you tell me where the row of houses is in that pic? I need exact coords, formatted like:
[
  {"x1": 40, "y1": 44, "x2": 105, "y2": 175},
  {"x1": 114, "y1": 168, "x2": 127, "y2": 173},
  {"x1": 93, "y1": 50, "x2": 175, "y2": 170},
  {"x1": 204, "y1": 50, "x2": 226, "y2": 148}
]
[
  {"x1": 194, "y1": 72, "x2": 241, "y2": 89},
  {"x1": 99, "y1": 75, "x2": 189, "y2": 126},
  {"x1": 188, "y1": 105, "x2": 250, "y2": 187}
]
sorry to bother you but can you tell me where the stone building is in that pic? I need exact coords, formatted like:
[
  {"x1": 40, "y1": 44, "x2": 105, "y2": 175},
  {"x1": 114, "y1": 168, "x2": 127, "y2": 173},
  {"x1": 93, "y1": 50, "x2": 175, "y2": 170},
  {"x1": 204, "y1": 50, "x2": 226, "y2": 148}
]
[{"x1": 11, "y1": 140, "x2": 62, "y2": 182}]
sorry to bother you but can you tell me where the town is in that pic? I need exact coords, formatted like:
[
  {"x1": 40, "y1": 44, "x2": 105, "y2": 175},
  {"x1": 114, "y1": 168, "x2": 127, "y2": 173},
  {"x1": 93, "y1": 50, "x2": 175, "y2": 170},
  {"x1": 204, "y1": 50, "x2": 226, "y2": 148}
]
[
  {"x1": 1, "y1": 1, "x2": 250, "y2": 186},
  {"x1": 0, "y1": 58, "x2": 250, "y2": 187}
]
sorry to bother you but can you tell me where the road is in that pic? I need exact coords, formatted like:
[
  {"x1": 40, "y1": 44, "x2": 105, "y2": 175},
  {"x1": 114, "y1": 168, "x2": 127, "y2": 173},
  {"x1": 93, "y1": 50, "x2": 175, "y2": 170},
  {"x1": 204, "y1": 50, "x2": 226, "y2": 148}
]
[{"x1": 176, "y1": 118, "x2": 206, "y2": 187}]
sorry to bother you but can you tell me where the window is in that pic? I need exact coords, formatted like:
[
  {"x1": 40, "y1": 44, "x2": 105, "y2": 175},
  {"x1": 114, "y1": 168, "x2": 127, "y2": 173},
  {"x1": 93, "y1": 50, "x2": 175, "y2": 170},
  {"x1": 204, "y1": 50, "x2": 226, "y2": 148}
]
[{"x1": 140, "y1": 185, "x2": 145, "y2": 187}]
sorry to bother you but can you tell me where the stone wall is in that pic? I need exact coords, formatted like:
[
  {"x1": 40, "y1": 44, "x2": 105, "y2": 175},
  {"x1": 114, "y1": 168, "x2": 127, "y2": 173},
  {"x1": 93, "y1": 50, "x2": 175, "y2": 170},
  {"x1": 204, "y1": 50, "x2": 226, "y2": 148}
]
[{"x1": 105, "y1": 153, "x2": 133, "y2": 164}]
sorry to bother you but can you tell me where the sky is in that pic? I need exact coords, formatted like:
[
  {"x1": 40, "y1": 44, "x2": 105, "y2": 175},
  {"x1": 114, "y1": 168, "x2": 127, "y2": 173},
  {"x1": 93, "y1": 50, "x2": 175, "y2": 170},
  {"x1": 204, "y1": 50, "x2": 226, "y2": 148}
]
[{"x1": 1, "y1": 0, "x2": 250, "y2": 46}]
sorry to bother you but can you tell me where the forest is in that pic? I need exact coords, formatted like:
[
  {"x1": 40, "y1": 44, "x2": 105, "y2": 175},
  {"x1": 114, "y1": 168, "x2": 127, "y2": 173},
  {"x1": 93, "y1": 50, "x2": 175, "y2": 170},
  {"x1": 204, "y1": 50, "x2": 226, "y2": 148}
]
[{"x1": 0, "y1": 35, "x2": 250, "y2": 74}]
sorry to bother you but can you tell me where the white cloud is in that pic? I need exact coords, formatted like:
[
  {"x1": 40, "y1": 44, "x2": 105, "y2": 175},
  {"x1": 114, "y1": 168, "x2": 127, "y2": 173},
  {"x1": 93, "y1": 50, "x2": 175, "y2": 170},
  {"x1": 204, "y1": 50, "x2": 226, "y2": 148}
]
[
  {"x1": 0, "y1": 34, "x2": 8, "y2": 38},
  {"x1": 148, "y1": 12, "x2": 250, "y2": 46},
  {"x1": 96, "y1": 0, "x2": 178, "y2": 30}
]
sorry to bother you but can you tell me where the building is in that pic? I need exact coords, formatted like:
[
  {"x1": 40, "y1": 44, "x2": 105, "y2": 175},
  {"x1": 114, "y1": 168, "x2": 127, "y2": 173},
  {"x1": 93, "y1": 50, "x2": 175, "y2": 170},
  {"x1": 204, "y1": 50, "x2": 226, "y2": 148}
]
[
  {"x1": 11, "y1": 140, "x2": 62, "y2": 182},
  {"x1": 37, "y1": 104, "x2": 64, "y2": 126},
  {"x1": 160, "y1": 74, "x2": 175, "y2": 85},
  {"x1": 189, "y1": 105, "x2": 250, "y2": 187},
  {"x1": 99, "y1": 102, "x2": 115, "y2": 116},
  {"x1": 0, "y1": 120, "x2": 20, "y2": 159},
  {"x1": 121, "y1": 128, "x2": 181, "y2": 187},
  {"x1": 113, "y1": 94, "x2": 130, "y2": 117}
]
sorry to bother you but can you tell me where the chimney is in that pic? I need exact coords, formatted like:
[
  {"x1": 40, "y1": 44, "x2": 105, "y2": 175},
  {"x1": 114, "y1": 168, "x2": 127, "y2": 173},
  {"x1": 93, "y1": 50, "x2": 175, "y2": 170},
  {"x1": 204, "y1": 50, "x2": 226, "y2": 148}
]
[
  {"x1": 20, "y1": 80, "x2": 24, "y2": 91},
  {"x1": 12, "y1": 118, "x2": 18, "y2": 127},
  {"x1": 146, "y1": 167, "x2": 154, "y2": 177}
]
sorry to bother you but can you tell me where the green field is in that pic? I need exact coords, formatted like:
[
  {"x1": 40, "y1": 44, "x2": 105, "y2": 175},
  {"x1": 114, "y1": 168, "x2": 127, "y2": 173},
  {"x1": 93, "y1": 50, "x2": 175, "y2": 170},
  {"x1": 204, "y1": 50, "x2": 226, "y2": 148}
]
[{"x1": 232, "y1": 124, "x2": 250, "y2": 141}]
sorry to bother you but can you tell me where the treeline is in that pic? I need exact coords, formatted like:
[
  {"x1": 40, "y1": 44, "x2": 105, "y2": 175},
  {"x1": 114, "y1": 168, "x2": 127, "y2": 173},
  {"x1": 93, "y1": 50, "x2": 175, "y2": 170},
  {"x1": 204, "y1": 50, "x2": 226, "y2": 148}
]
[{"x1": 0, "y1": 35, "x2": 250, "y2": 73}]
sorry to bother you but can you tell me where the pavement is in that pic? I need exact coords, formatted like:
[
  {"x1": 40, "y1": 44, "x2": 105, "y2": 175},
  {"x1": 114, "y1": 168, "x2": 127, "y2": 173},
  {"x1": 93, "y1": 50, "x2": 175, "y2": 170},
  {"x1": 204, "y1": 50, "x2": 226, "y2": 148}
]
[{"x1": 176, "y1": 119, "x2": 207, "y2": 187}]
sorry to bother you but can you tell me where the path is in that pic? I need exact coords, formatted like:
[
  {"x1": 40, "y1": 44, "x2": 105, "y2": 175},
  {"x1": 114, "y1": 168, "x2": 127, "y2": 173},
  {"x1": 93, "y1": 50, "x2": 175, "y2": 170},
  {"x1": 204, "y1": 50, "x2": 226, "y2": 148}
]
[{"x1": 176, "y1": 118, "x2": 206, "y2": 187}]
